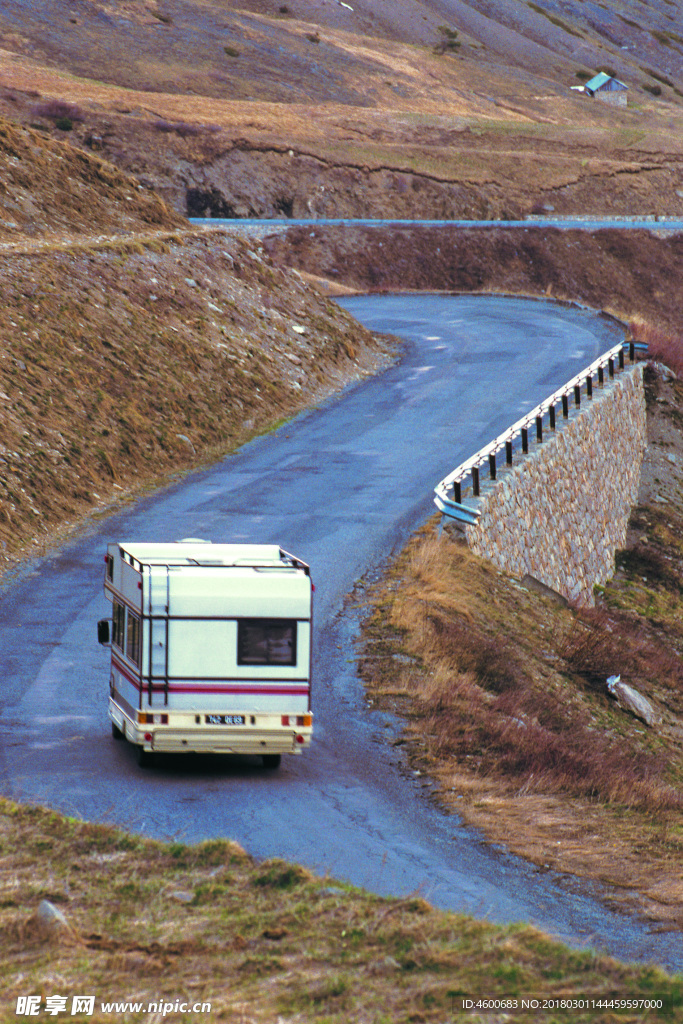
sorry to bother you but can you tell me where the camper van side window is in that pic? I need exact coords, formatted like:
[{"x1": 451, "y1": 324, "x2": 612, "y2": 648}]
[
  {"x1": 126, "y1": 610, "x2": 141, "y2": 667},
  {"x1": 238, "y1": 619, "x2": 296, "y2": 666},
  {"x1": 112, "y1": 601, "x2": 125, "y2": 651}
]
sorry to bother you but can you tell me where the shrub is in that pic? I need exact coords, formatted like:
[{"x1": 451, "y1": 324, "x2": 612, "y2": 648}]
[
  {"x1": 31, "y1": 99, "x2": 83, "y2": 124},
  {"x1": 630, "y1": 319, "x2": 683, "y2": 376},
  {"x1": 152, "y1": 119, "x2": 216, "y2": 137},
  {"x1": 434, "y1": 26, "x2": 460, "y2": 53}
]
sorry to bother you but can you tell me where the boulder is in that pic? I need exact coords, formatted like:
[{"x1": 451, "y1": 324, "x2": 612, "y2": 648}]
[
  {"x1": 25, "y1": 899, "x2": 81, "y2": 945},
  {"x1": 606, "y1": 675, "x2": 660, "y2": 727}
]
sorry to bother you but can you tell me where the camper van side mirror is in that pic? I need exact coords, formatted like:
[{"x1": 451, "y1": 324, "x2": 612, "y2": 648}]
[{"x1": 97, "y1": 619, "x2": 111, "y2": 645}]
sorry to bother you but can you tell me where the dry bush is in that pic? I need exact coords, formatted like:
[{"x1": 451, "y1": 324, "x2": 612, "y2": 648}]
[
  {"x1": 426, "y1": 612, "x2": 525, "y2": 695},
  {"x1": 557, "y1": 608, "x2": 624, "y2": 691},
  {"x1": 630, "y1": 318, "x2": 683, "y2": 376},
  {"x1": 31, "y1": 98, "x2": 83, "y2": 123},
  {"x1": 560, "y1": 606, "x2": 683, "y2": 697},
  {"x1": 616, "y1": 541, "x2": 681, "y2": 592},
  {"x1": 422, "y1": 666, "x2": 680, "y2": 809}
]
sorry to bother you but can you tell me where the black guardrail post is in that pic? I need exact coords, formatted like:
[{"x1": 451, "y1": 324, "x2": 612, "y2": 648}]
[
  {"x1": 598, "y1": 364, "x2": 604, "y2": 386},
  {"x1": 562, "y1": 393, "x2": 569, "y2": 418},
  {"x1": 587, "y1": 374, "x2": 593, "y2": 399},
  {"x1": 522, "y1": 427, "x2": 528, "y2": 453},
  {"x1": 453, "y1": 480, "x2": 461, "y2": 504},
  {"x1": 489, "y1": 452, "x2": 496, "y2": 480},
  {"x1": 549, "y1": 404, "x2": 556, "y2": 430},
  {"x1": 536, "y1": 415, "x2": 543, "y2": 443},
  {"x1": 574, "y1": 384, "x2": 581, "y2": 408},
  {"x1": 506, "y1": 440, "x2": 513, "y2": 465},
  {"x1": 472, "y1": 466, "x2": 480, "y2": 497}
]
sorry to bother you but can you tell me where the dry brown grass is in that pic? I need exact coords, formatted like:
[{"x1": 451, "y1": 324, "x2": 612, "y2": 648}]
[
  {"x1": 375, "y1": 535, "x2": 680, "y2": 810},
  {"x1": 5, "y1": 10, "x2": 683, "y2": 225},
  {"x1": 631, "y1": 319, "x2": 683, "y2": 377},
  {"x1": 359, "y1": 455, "x2": 683, "y2": 924},
  {"x1": 0, "y1": 227, "x2": 393, "y2": 573}
]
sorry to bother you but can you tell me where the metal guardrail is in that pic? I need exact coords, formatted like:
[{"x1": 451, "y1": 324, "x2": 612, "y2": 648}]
[{"x1": 434, "y1": 340, "x2": 645, "y2": 525}]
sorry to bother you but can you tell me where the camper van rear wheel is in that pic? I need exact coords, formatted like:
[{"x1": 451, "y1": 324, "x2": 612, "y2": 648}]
[
  {"x1": 262, "y1": 753, "x2": 281, "y2": 770},
  {"x1": 137, "y1": 747, "x2": 155, "y2": 768},
  {"x1": 111, "y1": 722, "x2": 124, "y2": 741}
]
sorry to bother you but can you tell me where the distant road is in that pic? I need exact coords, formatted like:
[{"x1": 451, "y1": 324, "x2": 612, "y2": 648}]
[
  {"x1": 1, "y1": 293, "x2": 681, "y2": 971},
  {"x1": 190, "y1": 216, "x2": 683, "y2": 232}
]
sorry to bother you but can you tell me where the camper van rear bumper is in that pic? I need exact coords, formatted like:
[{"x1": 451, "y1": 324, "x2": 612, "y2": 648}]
[
  {"x1": 150, "y1": 727, "x2": 311, "y2": 756},
  {"x1": 109, "y1": 698, "x2": 312, "y2": 755}
]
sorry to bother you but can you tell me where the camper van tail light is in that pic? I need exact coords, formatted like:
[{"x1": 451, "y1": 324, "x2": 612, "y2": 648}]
[
  {"x1": 144, "y1": 732, "x2": 153, "y2": 742},
  {"x1": 281, "y1": 715, "x2": 290, "y2": 726},
  {"x1": 295, "y1": 734, "x2": 305, "y2": 744},
  {"x1": 137, "y1": 713, "x2": 168, "y2": 725},
  {"x1": 296, "y1": 715, "x2": 312, "y2": 727}
]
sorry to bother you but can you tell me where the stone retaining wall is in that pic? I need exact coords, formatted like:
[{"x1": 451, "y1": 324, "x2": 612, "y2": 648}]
[{"x1": 464, "y1": 365, "x2": 646, "y2": 607}]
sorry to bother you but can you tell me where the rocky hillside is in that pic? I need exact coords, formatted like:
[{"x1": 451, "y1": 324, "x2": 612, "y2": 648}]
[
  {"x1": 0, "y1": 116, "x2": 185, "y2": 241},
  {"x1": 1, "y1": 0, "x2": 683, "y2": 219},
  {"x1": 0, "y1": 224, "x2": 391, "y2": 572},
  {"x1": 266, "y1": 222, "x2": 683, "y2": 334}
]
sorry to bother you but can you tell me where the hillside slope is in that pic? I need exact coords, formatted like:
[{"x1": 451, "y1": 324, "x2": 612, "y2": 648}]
[
  {"x1": 0, "y1": 116, "x2": 185, "y2": 240},
  {"x1": 0, "y1": 225, "x2": 391, "y2": 572},
  {"x1": 0, "y1": 114, "x2": 392, "y2": 571},
  {"x1": 1, "y1": 0, "x2": 683, "y2": 219}
]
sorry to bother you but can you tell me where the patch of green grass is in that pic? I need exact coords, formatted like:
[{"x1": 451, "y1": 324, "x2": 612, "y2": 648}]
[{"x1": 1, "y1": 797, "x2": 680, "y2": 1023}]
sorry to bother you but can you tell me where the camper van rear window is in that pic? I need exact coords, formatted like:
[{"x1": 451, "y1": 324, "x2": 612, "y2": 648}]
[{"x1": 237, "y1": 619, "x2": 296, "y2": 666}]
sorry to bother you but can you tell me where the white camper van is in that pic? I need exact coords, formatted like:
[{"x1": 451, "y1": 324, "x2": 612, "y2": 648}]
[{"x1": 98, "y1": 540, "x2": 313, "y2": 768}]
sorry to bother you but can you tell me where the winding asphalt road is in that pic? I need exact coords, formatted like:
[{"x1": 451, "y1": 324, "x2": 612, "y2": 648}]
[{"x1": 1, "y1": 294, "x2": 681, "y2": 971}]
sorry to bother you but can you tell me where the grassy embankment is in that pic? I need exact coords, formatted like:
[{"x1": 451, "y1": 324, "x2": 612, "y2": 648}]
[
  {"x1": 358, "y1": 347, "x2": 683, "y2": 931},
  {"x1": 1, "y1": 798, "x2": 680, "y2": 1024},
  {"x1": 0, "y1": 227, "x2": 391, "y2": 575}
]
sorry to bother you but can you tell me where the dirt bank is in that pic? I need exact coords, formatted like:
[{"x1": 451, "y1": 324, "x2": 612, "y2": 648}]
[
  {"x1": 266, "y1": 222, "x2": 683, "y2": 333},
  {"x1": 0, "y1": 226, "x2": 393, "y2": 574},
  {"x1": 0, "y1": 116, "x2": 185, "y2": 241}
]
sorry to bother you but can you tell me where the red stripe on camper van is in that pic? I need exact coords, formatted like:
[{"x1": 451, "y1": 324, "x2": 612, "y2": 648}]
[
  {"x1": 156, "y1": 683, "x2": 309, "y2": 695},
  {"x1": 112, "y1": 653, "x2": 308, "y2": 696},
  {"x1": 112, "y1": 653, "x2": 142, "y2": 689}
]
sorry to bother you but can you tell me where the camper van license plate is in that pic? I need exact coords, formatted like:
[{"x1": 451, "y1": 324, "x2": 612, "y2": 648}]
[{"x1": 205, "y1": 714, "x2": 245, "y2": 726}]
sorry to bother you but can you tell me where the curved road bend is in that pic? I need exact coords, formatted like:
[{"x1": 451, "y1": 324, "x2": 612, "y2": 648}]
[{"x1": 0, "y1": 295, "x2": 680, "y2": 970}]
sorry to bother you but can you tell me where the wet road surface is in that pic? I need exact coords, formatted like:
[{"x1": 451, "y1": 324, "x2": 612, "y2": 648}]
[{"x1": 1, "y1": 294, "x2": 681, "y2": 970}]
